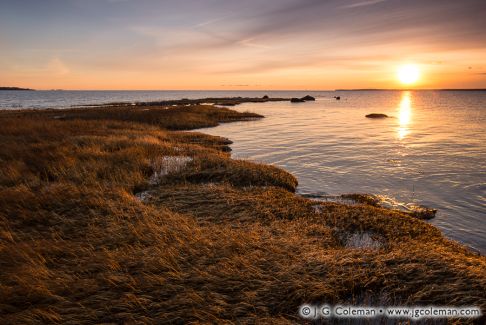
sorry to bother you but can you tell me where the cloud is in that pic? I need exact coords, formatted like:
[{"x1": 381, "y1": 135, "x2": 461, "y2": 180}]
[
  {"x1": 47, "y1": 57, "x2": 70, "y2": 76},
  {"x1": 236, "y1": 38, "x2": 270, "y2": 49},
  {"x1": 195, "y1": 15, "x2": 232, "y2": 28},
  {"x1": 2, "y1": 0, "x2": 485, "y2": 88},
  {"x1": 340, "y1": 0, "x2": 387, "y2": 9},
  {"x1": 117, "y1": 0, "x2": 485, "y2": 79}
]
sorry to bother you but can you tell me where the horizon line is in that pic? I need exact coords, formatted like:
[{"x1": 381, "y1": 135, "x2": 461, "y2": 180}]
[{"x1": 3, "y1": 88, "x2": 486, "y2": 92}]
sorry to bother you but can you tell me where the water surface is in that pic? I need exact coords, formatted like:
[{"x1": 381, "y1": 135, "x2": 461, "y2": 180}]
[
  {"x1": 199, "y1": 91, "x2": 486, "y2": 254},
  {"x1": 0, "y1": 90, "x2": 291, "y2": 109}
]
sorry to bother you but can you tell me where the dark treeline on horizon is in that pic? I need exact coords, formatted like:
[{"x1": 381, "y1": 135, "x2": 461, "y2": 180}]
[{"x1": 0, "y1": 87, "x2": 34, "y2": 91}]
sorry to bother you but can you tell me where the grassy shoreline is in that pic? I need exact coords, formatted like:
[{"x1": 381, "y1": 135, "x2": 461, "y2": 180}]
[{"x1": 1, "y1": 99, "x2": 485, "y2": 323}]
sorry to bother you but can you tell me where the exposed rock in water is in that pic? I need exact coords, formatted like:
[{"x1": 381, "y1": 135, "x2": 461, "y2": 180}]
[
  {"x1": 101, "y1": 96, "x2": 290, "y2": 108},
  {"x1": 366, "y1": 113, "x2": 388, "y2": 118},
  {"x1": 262, "y1": 95, "x2": 269, "y2": 99},
  {"x1": 301, "y1": 95, "x2": 315, "y2": 101},
  {"x1": 341, "y1": 193, "x2": 437, "y2": 220},
  {"x1": 290, "y1": 98, "x2": 305, "y2": 103},
  {"x1": 341, "y1": 193, "x2": 381, "y2": 207},
  {"x1": 334, "y1": 96, "x2": 341, "y2": 100},
  {"x1": 408, "y1": 206, "x2": 437, "y2": 220},
  {"x1": 220, "y1": 146, "x2": 232, "y2": 152}
]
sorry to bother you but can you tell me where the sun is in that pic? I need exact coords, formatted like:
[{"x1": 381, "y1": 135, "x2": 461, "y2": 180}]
[{"x1": 397, "y1": 64, "x2": 420, "y2": 85}]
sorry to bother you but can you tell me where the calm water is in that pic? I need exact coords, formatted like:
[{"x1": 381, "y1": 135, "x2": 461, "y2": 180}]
[
  {"x1": 198, "y1": 91, "x2": 486, "y2": 254},
  {"x1": 1, "y1": 90, "x2": 485, "y2": 253},
  {"x1": 0, "y1": 90, "x2": 297, "y2": 109}
]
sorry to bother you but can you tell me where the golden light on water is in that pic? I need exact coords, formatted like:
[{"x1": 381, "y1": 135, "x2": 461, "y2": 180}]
[
  {"x1": 397, "y1": 91, "x2": 412, "y2": 140},
  {"x1": 397, "y1": 64, "x2": 420, "y2": 85}
]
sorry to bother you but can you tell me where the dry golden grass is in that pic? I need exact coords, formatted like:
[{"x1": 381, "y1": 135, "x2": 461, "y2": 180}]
[
  {"x1": 0, "y1": 103, "x2": 485, "y2": 324},
  {"x1": 2, "y1": 104, "x2": 263, "y2": 130}
]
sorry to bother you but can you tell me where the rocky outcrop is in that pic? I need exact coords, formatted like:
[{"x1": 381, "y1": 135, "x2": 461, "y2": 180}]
[
  {"x1": 291, "y1": 98, "x2": 305, "y2": 103},
  {"x1": 291, "y1": 95, "x2": 316, "y2": 103},
  {"x1": 408, "y1": 207, "x2": 438, "y2": 220},
  {"x1": 366, "y1": 113, "x2": 388, "y2": 118},
  {"x1": 341, "y1": 194, "x2": 381, "y2": 207},
  {"x1": 301, "y1": 95, "x2": 315, "y2": 101}
]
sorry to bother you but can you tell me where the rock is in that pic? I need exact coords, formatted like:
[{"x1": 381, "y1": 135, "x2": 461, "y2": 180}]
[
  {"x1": 301, "y1": 95, "x2": 315, "y2": 101},
  {"x1": 408, "y1": 207, "x2": 437, "y2": 220},
  {"x1": 341, "y1": 193, "x2": 381, "y2": 207},
  {"x1": 290, "y1": 98, "x2": 305, "y2": 103},
  {"x1": 262, "y1": 95, "x2": 269, "y2": 99},
  {"x1": 341, "y1": 193, "x2": 437, "y2": 220},
  {"x1": 221, "y1": 146, "x2": 232, "y2": 153},
  {"x1": 334, "y1": 96, "x2": 341, "y2": 100},
  {"x1": 366, "y1": 113, "x2": 388, "y2": 118}
]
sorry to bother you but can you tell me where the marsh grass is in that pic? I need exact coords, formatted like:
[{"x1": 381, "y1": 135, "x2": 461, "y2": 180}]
[
  {"x1": 0, "y1": 103, "x2": 485, "y2": 324},
  {"x1": 3, "y1": 104, "x2": 263, "y2": 130}
]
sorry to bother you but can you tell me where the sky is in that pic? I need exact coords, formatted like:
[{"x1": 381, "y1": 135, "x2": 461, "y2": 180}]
[{"x1": 1, "y1": 0, "x2": 486, "y2": 90}]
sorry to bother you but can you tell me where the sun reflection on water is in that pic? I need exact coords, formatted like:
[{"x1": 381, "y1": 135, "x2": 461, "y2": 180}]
[{"x1": 398, "y1": 91, "x2": 412, "y2": 140}]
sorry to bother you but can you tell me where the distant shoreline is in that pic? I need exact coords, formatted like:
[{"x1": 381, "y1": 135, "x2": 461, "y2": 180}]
[
  {"x1": 0, "y1": 87, "x2": 35, "y2": 91},
  {"x1": 335, "y1": 88, "x2": 486, "y2": 91},
  {"x1": 2, "y1": 88, "x2": 486, "y2": 92},
  {"x1": 2, "y1": 87, "x2": 486, "y2": 92}
]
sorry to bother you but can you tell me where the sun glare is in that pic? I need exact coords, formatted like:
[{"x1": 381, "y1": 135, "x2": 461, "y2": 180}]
[
  {"x1": 397, "y1": 91, "x2": 412, "y2": 140},
  {"x1": 397, "y1": 64, "x2": 420, "y2": 85}
]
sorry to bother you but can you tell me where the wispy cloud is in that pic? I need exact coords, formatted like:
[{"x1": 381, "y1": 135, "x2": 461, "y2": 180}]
[
  {"x1": 47, "y1": 57, "x2": 70, "y2": 76},
  {"x1": 106, "y1": 0, "x2": 130, "y2": 3},
  {"x1": 2, "y1": 0, "x2": 486, "y2": 89},
  {"x1": 340, "y1": 0, "x2": 387, "y2": 9},
  {"x1": 237, "y1": 38, "x2": 270, "y2": 49},
  {"x1": 195, "y1": 15, "x2": 231, "y2": 28}
]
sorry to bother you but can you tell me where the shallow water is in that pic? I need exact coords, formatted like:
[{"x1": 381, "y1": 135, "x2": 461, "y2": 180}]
[
  {"x1": 198, "y1": 91, "x2": 486, "y2": 254},
  {"x1": 1, "y1": 89, "x2": 485, "y2": 254},
  {"x1": 0, "y1": 90, "x2": 291, "y2": 109}
]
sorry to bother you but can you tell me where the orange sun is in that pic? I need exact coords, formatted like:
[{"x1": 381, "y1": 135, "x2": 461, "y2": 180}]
[{"x1": 397, "y1": 64, "x2": 420, "y2": 85}]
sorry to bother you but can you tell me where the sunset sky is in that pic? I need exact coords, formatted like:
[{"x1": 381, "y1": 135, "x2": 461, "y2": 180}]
[{"x1": 1, "y1": 0, "x2": 485, "y2": 90}]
